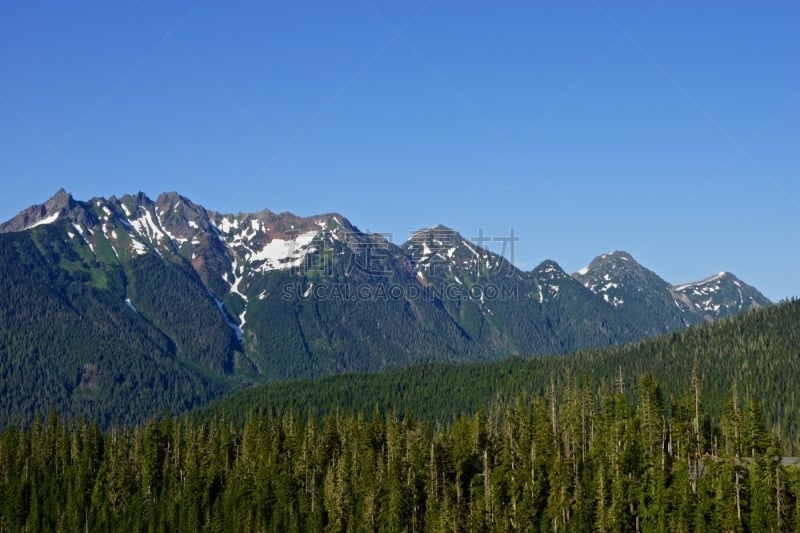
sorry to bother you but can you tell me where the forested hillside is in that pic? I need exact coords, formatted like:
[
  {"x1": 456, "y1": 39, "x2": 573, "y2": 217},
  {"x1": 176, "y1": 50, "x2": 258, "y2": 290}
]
[
  {"x1": 1, "y1": 374, "x2": 797, "y2": 531},
  {"x1": 0, "y1": 225, "x2": 232, "y2": 429},
  {"x1": 1, "y1": 301, "x2": 798, "y2": 531},
  {"x1": 202, "y1": 298, "x2": 800, "y2": 447}
]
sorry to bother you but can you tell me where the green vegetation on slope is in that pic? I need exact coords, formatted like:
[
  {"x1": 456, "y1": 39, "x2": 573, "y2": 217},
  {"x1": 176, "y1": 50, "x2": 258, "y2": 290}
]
[
  {"x1": 2, "y1": 295, "x2": 798, "y2": 531},
  {"x1": 0, "y1": 229, "x2": 234, "y2": 428},
  {"x1": 200, "y1": 298, "x2": 800, "y2": 448},
  {"x1": 1, "y1": 374, "x2": 797, "y2": 531}
]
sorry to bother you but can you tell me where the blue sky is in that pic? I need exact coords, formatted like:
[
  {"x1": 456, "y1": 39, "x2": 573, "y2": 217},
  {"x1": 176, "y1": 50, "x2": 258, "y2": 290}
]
[{"x1": 1, "y1": 1, "x2": 798, "y2": 301}]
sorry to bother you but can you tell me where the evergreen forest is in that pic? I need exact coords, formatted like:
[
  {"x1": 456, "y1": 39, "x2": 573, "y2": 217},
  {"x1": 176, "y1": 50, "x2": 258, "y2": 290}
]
[{"x1": 1, "y1": 299, "x2": 800, "y2": 531}]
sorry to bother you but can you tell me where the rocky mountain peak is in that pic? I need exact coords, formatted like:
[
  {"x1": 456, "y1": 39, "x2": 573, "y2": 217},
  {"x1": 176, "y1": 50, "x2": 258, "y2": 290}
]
[
  {"x1": 47, "y1": 188, "x2": 73, "y2": 209},
  {"x1": 0, "y1": 188, "x2": 76, "y2": 232},
  {"x1": 575, "y1": 250, "x2": 659, "y2": 285},
  {"x1": 671, "y1": 271, "x2": 771, "y2": 319},
  {"x1": 402, "y1": 225, "x2": 520, "y2": 281},
  {"x1": 532, "y1": 259, "x2": 569, "y2": 279},
  {"x1": 572, "y1": 251, "x2": 674, "y2": 312},
  {"x1": 578, "y1": 250, "x2": 639, "y2": 272}
]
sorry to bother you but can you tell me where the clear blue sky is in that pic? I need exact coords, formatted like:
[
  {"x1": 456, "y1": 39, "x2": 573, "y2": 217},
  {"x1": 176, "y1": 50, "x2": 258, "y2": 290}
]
[{"x1": 1, "y1": 1, "x2": 798, "y2": 301}]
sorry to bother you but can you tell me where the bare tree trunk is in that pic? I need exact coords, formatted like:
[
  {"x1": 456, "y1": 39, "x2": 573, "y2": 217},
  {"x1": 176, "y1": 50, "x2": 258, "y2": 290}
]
[
  {"x1": 776, "y1": 463, "x2": 783, "y2": 526},
  {"x1": 735, "y1": 469, "x2": 741, "y2": 522}
]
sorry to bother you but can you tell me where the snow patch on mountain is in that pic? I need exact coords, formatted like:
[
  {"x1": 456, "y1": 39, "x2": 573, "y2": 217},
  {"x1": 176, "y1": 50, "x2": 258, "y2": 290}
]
[
  {"x1": 131, "y1": 207, "x2": 167, "y2": 243},
  {"x1": 164, "y1": 229, "x2": 188, "y2": 245},
  {"x1": 673, "y1": 271, "x2": 728, "y2": 292},
  {"x1": 249, "y1": 230, "x2": 318, "y2": 271},
  {"x1": 462, "y1": 241, "x2": 480, "y2": 258},
  {"x1": 211, "y1": 294, "x2": 243, "y2": 341},
  {"x1": 238, "y1": 308, "x2": 247, "y2": 337},
  {"x1": 228, "y1": 258, "x2": 248, "y2": 300},
  {"x1": 217, "y1": 217, "x2": 239, "y2": 233},
  {"x1": 124, "y1": 298, "x2": 138, "y2": 313},
  {"x1": 28, "y1": 212, "x2": 60, "y2": 229},
  {"x1": 130, "y1": 240, "x2": 148, "y2": 256}
]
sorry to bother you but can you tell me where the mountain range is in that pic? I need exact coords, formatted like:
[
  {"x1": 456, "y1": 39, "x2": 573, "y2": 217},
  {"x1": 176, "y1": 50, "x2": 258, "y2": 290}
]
[{"x1": 0, "y1": 190, "x2": 771, "y2": 426}]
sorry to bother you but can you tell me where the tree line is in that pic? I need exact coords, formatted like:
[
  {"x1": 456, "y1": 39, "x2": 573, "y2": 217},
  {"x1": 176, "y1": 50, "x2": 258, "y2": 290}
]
[{"x1": 2, "y1": 373, "x2": 798, "y2": 532}]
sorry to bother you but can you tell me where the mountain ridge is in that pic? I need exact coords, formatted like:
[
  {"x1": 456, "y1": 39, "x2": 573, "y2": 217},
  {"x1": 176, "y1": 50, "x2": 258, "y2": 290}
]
[
  {"x1": 572, "y1": 250, "x2": 770, "y2": 328},
  {"x1": 0, "y1": 189, "x2": 773, "y2": 427},
  {"x1": 0, "y1": 189, "x2": 771, "y2": 336},
  {"x1": 2, "y1": 189, "x2": 770, "y2": 301}
]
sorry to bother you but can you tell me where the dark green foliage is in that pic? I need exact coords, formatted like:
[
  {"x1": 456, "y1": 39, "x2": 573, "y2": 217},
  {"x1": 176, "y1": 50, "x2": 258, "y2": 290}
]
[
  {"x1": 241, "y1": 269, "x2": 484, "y2": 381},
  {"x1": 574, "y1": 251, "x2": 695, "y2": 335},
  {"x1": 0, "y1": 231, "x2": 231, "y2": 429},
  {"x1": 201, "y1": 299, "x2": 800, "y2": 448},
  {"x1": 531, "y1": 261, "x2": 639, "y2": 353},
  {"x1": 126, "y1": 254, "x2": 237, "y2": 373},
  {"x1": 2, "y1": 299, "x2": 798, "y2": 530},
  {"x1": 2, "y1": 375, "x2": 798, "y2": 531}
]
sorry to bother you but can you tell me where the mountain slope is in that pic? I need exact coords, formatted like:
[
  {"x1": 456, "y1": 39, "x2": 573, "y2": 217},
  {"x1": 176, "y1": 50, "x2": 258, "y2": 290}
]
[
  {"x1": 199, "y1": 298, "x2": 800, "y2": 446},
  {"x1": 401, "y1": 227, "x2": 641, "y2": 355},
  {"x1": 673, "y1": 270, "x2": 771, "y2": 320},
  {"x1": 573, "y1": 250, "x2": 771, "y2": 335},
  {"x1": 530, "y1": 259, "x2": 640, "y2": 352},
  {"x1": 0, "y1": 190, "x2": 774, "y2": 427},
  {"x1": 0, "y1": 227, "x2": 229, "y2": 428}
]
